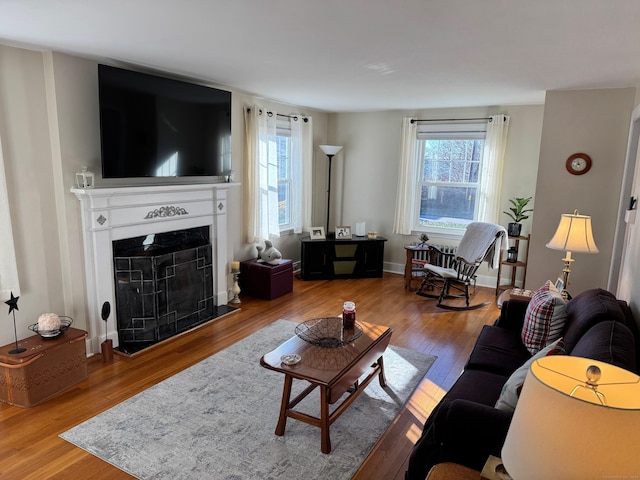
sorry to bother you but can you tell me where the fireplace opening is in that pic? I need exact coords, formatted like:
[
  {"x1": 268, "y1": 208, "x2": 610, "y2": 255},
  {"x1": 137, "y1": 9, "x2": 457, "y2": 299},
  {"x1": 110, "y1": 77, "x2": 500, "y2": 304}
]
[{"x1": 112, "y1": 226, "x2": 234, "y2": 354}]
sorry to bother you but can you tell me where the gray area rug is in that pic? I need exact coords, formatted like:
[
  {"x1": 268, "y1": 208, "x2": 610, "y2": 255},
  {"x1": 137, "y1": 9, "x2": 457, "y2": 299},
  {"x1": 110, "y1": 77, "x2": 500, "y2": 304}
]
[{"x1": 60, "y1": 320, "x2": 436, "y2": 480}]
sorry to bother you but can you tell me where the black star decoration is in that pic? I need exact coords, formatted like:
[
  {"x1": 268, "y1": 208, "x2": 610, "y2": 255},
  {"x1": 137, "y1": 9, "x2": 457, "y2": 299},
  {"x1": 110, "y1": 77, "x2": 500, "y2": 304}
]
[{"x1": 5, "y1": 292, "x2": 19, "y2": 315}]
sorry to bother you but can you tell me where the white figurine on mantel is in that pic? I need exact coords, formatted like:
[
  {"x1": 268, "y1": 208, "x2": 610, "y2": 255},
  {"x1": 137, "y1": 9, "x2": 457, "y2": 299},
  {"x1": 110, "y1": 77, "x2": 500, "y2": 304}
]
[{"x1": 256, "y1": 240, "x2": 282, "y2": 265}]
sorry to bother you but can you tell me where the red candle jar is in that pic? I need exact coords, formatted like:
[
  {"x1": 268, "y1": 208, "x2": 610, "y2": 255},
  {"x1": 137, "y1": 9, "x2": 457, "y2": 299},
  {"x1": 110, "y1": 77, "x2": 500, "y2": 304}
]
[{"x1": 342, "y1": 301, "x2": 356, "y2": 327}]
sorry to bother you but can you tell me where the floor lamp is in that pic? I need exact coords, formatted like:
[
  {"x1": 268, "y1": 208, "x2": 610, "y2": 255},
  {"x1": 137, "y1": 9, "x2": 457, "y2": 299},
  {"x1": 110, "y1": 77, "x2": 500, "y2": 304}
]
[
  {"x1": 319, "y1": 145, "x2": 343, "y2": 234},
  {"x1": 546, "y1": 209, "x2": 598, "y2": 299}
]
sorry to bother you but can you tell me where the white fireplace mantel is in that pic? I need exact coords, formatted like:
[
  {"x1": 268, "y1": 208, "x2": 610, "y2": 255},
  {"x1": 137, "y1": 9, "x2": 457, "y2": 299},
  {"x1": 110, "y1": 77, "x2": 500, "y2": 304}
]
[{"x1": 72, "y1": 183, "x2": 239, "y2": 355}]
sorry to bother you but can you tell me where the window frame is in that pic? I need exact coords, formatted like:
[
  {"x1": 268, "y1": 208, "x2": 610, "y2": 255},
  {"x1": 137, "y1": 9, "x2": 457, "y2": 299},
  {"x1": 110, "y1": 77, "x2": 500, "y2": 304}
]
[
  {"x1": 413, "y1": 122, "x2": 488, "y2": 237},
  {"x1": 274, "y1": 118, "x2": 294, "y2": 234}
]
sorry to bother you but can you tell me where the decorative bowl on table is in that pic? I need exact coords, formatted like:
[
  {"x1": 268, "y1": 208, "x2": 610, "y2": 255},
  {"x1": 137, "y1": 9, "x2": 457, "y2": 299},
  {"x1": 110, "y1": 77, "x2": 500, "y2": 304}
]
[
  {"x1": 295, "y1": 317, "x2": 363, "y2": 348},
  {"x1": 28, "y1": 316, "x2": 73, "y2": 339}
]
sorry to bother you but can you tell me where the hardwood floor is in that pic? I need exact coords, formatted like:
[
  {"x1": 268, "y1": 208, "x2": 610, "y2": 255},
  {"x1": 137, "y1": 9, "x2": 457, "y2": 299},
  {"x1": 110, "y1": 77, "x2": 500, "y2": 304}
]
[{"x1": 0, "y1": 273, "x2": 500, "y2": 480}]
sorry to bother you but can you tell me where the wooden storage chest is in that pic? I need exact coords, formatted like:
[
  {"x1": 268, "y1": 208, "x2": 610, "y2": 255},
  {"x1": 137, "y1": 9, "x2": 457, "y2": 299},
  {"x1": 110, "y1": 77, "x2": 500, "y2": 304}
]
[{"x1": 0, "y1": 327, "x2": 88, "y2": 407}]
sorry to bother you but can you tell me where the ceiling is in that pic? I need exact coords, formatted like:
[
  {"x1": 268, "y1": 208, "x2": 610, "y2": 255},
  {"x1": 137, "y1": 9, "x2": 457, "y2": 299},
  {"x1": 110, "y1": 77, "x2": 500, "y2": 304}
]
[{"x1": 2, "y1": 0, "x2": 640, "y2": 112}]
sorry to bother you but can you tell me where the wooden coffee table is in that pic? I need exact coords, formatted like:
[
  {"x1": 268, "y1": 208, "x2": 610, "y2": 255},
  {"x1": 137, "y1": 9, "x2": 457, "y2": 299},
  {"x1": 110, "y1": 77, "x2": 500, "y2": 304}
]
[{"x1": 260, "y1": 320, "x2": 392, "y2": 453}]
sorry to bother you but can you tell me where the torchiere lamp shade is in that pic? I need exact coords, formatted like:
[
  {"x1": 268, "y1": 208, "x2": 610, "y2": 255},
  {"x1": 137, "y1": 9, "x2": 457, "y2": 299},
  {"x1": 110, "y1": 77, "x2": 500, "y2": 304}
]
[
  {"x1": 319, "y1": 145, "x2": 343, "y2": 156},
  {"x1": 501, "y1": 355, "x2": 640, "y2": 480}
]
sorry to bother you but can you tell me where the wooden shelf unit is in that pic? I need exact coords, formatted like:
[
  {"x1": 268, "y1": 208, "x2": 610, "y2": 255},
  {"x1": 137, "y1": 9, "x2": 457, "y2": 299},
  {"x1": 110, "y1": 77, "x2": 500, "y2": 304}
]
[
  {"x1": 495, "y1": 234, "x2": 530, "y2": 296},
  {"x1": 300, "y1": 236, "x2": 387, "y2": 280}
]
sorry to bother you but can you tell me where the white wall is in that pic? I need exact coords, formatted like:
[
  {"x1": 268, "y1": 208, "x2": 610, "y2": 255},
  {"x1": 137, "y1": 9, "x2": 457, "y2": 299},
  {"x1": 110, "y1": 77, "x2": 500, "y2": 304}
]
[
  {"x1": 0, "y1": 45, "x2": 67, "y2": 345},
  {"x1": 330, "y1": 105, "x2": 545, "y2": 288},
  {"x1": 528, "y1": 88, "x2": 635, "y2": 295}
]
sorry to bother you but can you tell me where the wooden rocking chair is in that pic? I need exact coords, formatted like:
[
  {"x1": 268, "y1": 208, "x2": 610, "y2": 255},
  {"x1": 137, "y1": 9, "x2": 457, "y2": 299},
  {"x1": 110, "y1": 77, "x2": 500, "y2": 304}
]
[{"x1": 416, "y1": 222, "x2": 507, "y2": 310}]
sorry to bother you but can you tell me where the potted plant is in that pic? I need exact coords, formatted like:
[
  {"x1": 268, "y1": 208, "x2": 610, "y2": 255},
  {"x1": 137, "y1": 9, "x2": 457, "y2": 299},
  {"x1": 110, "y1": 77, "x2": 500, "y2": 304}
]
[{"x1": 503, "y1": 196, "x2": 533, "y2": 237}]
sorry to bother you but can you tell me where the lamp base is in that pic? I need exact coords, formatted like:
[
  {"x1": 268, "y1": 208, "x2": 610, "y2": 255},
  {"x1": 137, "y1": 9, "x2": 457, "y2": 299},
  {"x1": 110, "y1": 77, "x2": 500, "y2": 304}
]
[{"x1": 559, "y1": 258, "x2": 573, "y2": 300}]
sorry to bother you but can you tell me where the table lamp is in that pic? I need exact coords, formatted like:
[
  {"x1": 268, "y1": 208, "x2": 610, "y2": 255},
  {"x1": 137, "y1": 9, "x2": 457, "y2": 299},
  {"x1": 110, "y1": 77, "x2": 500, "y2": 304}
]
[
  {"x1": 545, "y1": 209, "x2": 598, "y2": 298},
  {"x1": 502, "y1": 355, "x2": 640, "y2": 479},
  {"x1": 319, "y1": 145, "x2": 343, "y2": 234}
]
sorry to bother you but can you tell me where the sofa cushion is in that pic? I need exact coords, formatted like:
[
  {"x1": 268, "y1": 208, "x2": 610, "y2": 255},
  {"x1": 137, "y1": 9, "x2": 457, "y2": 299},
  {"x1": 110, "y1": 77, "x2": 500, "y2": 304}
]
[
  {"x1": 465, "y1": 325, "x2": 532, "y2": 376},
  {"x1": 438, "y1": 369, "x2": 509, "y2": 410},
  {"x1": 570, "y1": 321, "x2": 637, "y2": 372},
  {"x1": 563, "y1": 288, "x2": 627, "y2": 352},
  {"x1": 495, "y1": 337, "x2": 566, "y2": 412},
  {"x1": 521, "y1": 281, "x2": 567, "y2": 354}
]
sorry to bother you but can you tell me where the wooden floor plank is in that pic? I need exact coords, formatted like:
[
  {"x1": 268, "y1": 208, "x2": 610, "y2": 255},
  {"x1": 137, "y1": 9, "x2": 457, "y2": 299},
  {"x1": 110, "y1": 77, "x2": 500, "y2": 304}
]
[{"x1": 0, "y1": 273, "x2": 499, "y2": 479}]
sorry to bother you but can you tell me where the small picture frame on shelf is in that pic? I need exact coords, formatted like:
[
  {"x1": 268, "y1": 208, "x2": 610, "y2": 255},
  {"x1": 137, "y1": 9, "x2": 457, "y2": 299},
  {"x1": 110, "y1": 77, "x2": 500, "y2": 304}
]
[
  {"x1": 555, "y1": 277, "x2": 564, "y2": 292},
  {"x1": 335, "y1": 226, "x2": 352, "y2": 239},
  {"x1": 310, "y1": 226, "x2": 326, "y2": 240}
]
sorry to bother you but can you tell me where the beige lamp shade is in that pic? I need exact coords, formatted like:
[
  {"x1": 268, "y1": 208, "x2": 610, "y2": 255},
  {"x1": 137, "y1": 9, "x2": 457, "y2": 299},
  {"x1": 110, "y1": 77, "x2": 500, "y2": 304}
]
[
  {"x1": 319, "y1": 145, "x2": 343, "y2": 156},
  {"x1": 546, "y1": 210, "x2": 599, "y2": 254},
  {"x1": 501, "y1": 355, "x2": 640, "y2": 480}
]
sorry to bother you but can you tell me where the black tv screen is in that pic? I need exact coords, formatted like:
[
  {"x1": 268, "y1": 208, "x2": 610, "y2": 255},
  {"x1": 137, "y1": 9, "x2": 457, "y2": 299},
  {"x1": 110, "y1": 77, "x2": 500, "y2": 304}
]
[{"x1": 98, "y1": 64, "x2": 231, "y2": 178}]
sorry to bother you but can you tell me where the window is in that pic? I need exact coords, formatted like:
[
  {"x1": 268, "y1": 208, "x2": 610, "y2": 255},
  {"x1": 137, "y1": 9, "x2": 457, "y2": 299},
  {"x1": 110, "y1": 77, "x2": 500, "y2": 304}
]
[
  {"x1": 244, "y1": 106, "x2": 313, "y2": 243},
  {"x1": 394, "y1": 116, "x2": 509, "y2": 237},
  {"x1": 272, "y1": 121, "x2": 293, "y2": 231},
  {"x1": 415, "y1": 123, "x2": 486, "y2": 233}
]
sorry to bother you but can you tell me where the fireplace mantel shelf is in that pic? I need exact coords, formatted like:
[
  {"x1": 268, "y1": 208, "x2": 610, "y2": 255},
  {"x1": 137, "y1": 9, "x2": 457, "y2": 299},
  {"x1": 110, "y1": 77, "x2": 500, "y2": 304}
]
[
  {"x1": 72, "y1": 183, "x2": 240, "y2": 355},
  {"x1": 71, "y1": 182, "x2": 240, "y2": 197}
]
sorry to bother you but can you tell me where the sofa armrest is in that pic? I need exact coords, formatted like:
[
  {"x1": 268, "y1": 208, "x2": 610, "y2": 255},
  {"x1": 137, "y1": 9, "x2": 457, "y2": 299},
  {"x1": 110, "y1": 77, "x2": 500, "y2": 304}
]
[
  {"x1": 494, "y1": 299, "x2": 529, "y2": 332},
  {"x1": 439, "y1": 399, "x2": 513, "y2": 469},
  {"x1": 406, "y1": 399, "x2": 513, "y2": 480}
]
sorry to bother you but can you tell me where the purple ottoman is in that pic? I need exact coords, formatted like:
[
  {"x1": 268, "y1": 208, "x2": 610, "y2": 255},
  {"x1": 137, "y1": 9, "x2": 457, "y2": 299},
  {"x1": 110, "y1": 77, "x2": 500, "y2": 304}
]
[{"x1": 240, "y1": 259, "x2": 293, "y2": 300}]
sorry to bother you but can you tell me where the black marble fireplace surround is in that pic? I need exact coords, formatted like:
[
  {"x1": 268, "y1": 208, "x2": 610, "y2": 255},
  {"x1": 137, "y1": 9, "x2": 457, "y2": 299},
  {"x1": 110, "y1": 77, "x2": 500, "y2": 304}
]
[{"x1": 113, "y1": 226, "x2": 233, "y2": 354}]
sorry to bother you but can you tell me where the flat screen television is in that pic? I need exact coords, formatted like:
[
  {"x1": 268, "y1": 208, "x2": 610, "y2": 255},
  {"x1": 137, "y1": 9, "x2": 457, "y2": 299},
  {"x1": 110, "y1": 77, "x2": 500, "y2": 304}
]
[{"x1": 98, "y1": 64, "x2": 231, "y2": 178}]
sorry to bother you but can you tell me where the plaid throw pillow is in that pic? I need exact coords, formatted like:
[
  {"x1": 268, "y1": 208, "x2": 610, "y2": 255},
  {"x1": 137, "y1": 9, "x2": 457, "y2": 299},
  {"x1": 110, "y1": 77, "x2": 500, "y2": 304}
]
[{"x1": 521, "y1": 280, "x2": 567, "y2": 355}]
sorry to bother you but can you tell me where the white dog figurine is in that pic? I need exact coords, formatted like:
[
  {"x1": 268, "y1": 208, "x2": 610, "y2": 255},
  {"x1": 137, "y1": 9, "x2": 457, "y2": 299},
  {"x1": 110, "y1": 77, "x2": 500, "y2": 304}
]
[{"x1": 256, "y1": 240, "x2": 282, "y2": 265}]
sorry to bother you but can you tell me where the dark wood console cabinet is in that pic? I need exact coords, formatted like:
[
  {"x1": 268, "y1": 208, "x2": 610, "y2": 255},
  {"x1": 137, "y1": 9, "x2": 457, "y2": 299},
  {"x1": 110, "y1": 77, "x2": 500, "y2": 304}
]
[{"x1": 300, "y1": 236, "x2": 387, "y2": 280}]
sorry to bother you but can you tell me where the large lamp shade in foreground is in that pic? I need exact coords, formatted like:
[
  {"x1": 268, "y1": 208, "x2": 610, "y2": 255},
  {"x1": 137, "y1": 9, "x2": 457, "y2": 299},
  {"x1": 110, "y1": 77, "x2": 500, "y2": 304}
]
[{"x1": 501, "y1": 355, "x2": 640, "y2": 479}]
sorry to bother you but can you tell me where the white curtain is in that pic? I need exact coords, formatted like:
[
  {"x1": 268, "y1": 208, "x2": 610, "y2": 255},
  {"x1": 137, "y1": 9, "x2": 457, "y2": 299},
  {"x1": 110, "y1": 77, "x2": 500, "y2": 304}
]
[
  {"x1": 290, "y1": 115, "x2": 313, "y2": 234},
  {"x1": 478, "y1": 114, "x2": 510, "y2": 223},
  {"x1": 244, "y1": 106, "x2": 313, "y2": 243},
  {"x1": 393, "y1": 117, "x2": 418, "y2": 235},
  {"x1": 0, "y1": 134, "x2": 20, "y2": 298}
]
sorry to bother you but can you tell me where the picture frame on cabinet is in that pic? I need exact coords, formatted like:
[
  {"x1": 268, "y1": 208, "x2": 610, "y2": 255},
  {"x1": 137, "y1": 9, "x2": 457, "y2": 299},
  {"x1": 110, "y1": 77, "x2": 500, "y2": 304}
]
[
  {"x1": 335, "y1": 226, "x2": 352, "y2": 240},
  {"x1": 310, "y1": 227, "x2": 326, "y2": 240}
]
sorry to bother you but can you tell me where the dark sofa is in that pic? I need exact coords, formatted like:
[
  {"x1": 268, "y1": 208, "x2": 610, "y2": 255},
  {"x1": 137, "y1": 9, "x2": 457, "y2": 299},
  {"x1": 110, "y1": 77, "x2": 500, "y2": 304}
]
[{"x1": 405, "y1": 288, "x2": 640, "y2": 480}]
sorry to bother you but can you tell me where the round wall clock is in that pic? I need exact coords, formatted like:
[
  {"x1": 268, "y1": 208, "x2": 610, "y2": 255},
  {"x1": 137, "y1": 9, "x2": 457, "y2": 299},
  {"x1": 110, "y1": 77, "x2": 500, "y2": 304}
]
[{"x1": 566, "y1": 153, "x2": 592, "y2": 175}]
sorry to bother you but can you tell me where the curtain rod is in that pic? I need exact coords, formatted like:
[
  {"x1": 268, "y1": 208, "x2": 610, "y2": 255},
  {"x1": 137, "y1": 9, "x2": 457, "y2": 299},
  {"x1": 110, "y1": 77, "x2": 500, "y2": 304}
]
[
  {"x1": 271, "y1": 112, "x2": 296, "y2": 119},
  {"x1": 410, "y1": 116, "x2": 504, "y2": 124},
  {"x1": 272, "y1": 111, "x2": 310, "y2": 123},
  {"x1": 245, "y1": 107, "x2": 309, "y2": 122}
]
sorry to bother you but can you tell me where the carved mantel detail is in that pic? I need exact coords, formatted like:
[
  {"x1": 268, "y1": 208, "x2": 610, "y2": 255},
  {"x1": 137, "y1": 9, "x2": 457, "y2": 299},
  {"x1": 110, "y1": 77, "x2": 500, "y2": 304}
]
[{"x1": 144, "y1": 205, "x2": 189, "y2": 219}]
